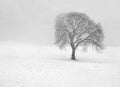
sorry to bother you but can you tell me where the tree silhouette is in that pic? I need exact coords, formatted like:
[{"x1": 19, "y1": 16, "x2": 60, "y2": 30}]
[{"x1": 55, "y1": 12, "x2": 104, "y2": 60}]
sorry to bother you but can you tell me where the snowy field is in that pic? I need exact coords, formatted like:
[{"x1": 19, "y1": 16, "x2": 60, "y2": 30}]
[{"x1": 0, "y1": 42, "x2": 120, "y2": 87}]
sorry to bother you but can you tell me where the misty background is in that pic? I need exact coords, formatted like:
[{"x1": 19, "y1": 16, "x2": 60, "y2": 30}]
[{"x1": 0, "y1": 0, "x2": 120, "y2": 46}]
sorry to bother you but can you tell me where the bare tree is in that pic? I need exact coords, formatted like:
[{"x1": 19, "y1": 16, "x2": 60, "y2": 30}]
[{"x1": 55, "y1": 12, "x2": 104, "y2": 60}]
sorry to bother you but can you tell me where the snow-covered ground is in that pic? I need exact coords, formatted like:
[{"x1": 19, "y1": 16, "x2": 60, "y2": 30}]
[{"x1": 0, "y1": 42, "x2": 120, "y2": 87}]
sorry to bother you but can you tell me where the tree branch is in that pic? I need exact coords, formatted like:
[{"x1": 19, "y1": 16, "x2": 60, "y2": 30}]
[
  {"x1": 75, "y1": 29, "x2": 97, "y2": 49},
  {"x1": 74, "y1": 30, "x2": 86, "y2": 43}
]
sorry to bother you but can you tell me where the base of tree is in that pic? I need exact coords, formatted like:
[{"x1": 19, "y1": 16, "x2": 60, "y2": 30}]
[{"x1": 71, "y1": 57, "x2": 76, "y2": 60}]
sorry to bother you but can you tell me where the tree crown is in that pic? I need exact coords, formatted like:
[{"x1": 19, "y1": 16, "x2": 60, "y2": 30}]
[{"x1": 55, "y1": 12, "x2": 104, "y2": 51}]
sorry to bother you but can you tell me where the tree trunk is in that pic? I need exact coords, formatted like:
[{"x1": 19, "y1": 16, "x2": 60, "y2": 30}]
[{"x1": 71, "y1": 48, "x2": 76, "y2": 60}]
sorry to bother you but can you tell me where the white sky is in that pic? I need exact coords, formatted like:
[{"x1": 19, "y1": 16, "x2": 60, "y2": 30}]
[{"x1": 0, "y1": 0, "x2": 120, "y2": 46}]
